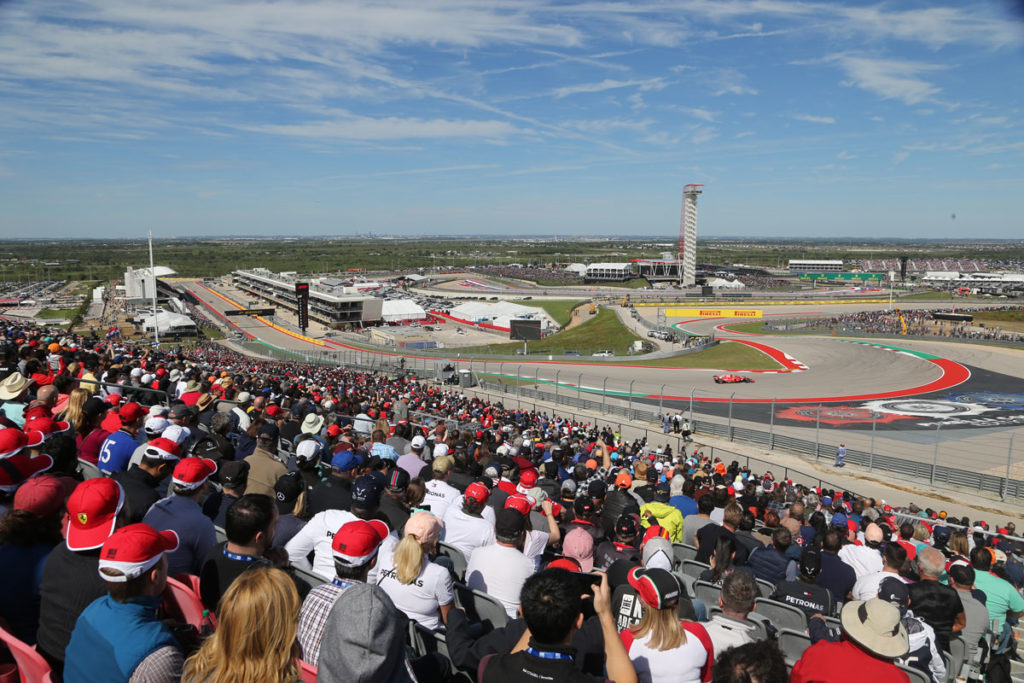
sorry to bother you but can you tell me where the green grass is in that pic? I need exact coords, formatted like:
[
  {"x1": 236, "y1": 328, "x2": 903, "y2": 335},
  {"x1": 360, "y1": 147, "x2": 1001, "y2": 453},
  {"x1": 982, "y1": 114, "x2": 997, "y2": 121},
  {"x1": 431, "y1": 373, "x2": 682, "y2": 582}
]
[
  {"x1": 597, "y1": 277, "x2": 652, "y2": 289},
  {"x1": 973, "y1": 310, "x2": 1024, "y2": 333},
  {"x1": 623, "y1": 341, "x2": 783, "y2": 369},
  {"x1": 517, "y1": 299, "x2": 584, "y2": 327},
  {"x1": 719, "y1": 321, "x2": 771, "y2": 334},
  {"x1": 458, "y1": 308, "x2": 643, "y2": 356},
  {"x1": 36, "y1": 308, "x2": 73, "y2": 319}
]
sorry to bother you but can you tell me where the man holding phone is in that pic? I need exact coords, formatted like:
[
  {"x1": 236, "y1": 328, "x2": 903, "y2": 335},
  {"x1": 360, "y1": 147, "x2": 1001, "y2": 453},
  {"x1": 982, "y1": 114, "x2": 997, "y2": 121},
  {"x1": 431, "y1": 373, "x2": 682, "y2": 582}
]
[{"x1": 478, "y1": 568, "x2": 638, "y2": 683}]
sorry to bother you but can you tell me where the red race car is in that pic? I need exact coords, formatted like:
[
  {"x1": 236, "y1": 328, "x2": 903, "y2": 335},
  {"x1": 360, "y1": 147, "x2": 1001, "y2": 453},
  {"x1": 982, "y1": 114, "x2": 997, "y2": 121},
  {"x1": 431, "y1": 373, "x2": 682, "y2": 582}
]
[{"x1": 714, "y1": 374, "x2": 754, "y2": 384}]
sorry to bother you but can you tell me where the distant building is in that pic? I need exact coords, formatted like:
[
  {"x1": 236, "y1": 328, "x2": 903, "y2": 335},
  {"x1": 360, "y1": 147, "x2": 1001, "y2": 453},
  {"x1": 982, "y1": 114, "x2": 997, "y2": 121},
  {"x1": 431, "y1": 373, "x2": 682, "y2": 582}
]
[
  {"x1": 787, "y1": 259, "x2": 844, "y2": 273},
  {"x1": 124, "y1": 266, "x2": 177, "y2": 304},
  {"x1": 585, "y1": 263, "x2": 633, "y2": 282},
  {"x1": 232, "y1": 268, "x2": 382, "y2": 328}
]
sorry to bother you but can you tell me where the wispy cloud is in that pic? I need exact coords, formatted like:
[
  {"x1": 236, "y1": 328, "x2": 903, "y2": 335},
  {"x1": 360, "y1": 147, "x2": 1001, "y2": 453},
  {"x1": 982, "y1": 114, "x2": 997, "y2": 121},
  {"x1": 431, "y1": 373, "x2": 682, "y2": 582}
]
[
  {"x1": 243, "y1": 116, "x2": 524, "y2": 141},
  {"x1": 793, "y1": 114, "x2": 836, "y2": 124},
  {"x1": 824, "y1": 54, "x2": 944, "y2": 106},
  {"x1": 549, "y1": 77, "x2": 667, "y2": 99}
]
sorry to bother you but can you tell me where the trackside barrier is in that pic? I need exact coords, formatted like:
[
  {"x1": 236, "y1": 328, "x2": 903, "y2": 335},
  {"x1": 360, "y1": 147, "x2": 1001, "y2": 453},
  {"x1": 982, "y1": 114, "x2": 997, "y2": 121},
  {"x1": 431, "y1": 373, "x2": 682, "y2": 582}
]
[
  {"x1": 473, "y1": 379, "x2": 1024, "y2": 503},
  {"x1": 79, "y1": 379, "x2": 172, "y2": 407}
]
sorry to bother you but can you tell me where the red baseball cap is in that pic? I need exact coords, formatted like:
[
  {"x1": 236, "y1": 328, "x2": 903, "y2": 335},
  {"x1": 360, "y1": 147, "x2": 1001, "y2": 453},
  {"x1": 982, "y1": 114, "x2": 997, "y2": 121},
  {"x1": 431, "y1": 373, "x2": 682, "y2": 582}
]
[
  {"x1": 13, "y1": 474, "x2": 67, "y2": 518},
  {"x1": 66, "y1": 479, "x2": 125, "y2": 551},
  {"x1": 627, "y1": 566, "x2": 681, "y2": 610},
  {"x1": 0, "y1": 427, "x2": 44, "y2": 458},
  {"x1": 98, "y1": 523, "x2": 179, "y2": 582},
  {"x1": 546, "y1": 557, "x2": 582, "y2": 572},
  {"x1": 331, "y1": 519, "x2": 389, "y2": 567},
  {"x1": 172, "y1": 458, "x2": 217, "y2": 491},
  {"x1": 643, "y1": 525, "x2": 671, "y2": 545},
  {"x1": 24, "y1": 416, "x2": 71, "y2": 442},
  {"x1": 22, "y1": 405, "x2": 52, "y2": 422},
  {"x1": 0, "y1": 453, "x2": 54, "y2": 493},
  {"x1": 105, "y1": 394, "x2": 122, "y2": 406},
  {"x1": 326, "y1": 424, "x2": 341, "y2": 437},
  {"x1": 465, "y1": 481, "x2": 490, "y2": 504},
  {"x1": 143, "y1": 437, "x2": 181, "y2": 461},
  {"x1": 118, "y1": 402, "x2": 146, "y2": 423},
  {"x1": 265, "y1": 405, "x2": 281, "y2": 418},
  {"x1": 504, "y1": 494, "x2": 534, "y2": 516}
]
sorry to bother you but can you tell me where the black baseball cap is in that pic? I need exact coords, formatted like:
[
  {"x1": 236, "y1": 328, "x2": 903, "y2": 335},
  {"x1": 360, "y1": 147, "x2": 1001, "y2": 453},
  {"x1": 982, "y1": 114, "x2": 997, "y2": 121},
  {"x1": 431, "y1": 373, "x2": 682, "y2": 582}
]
[
  {"x1": 574, "y1": 497, "x2": 594, "y2": 516},
  {"x1": 616, "y1": 513, "x2": 640, "y2": 538},
  {"x1": 877, "y1": 576, "x2": 910, "y2": 614},
  {"x1": 587, "y1": 479, "x2": 607, "y2": 499},
  {"x1": 386, "y1": 468, "x2": 410, "y2": 493},
  {"x1": 496, "y1": 508, "x2": 526, "y2": 537},
  {"x1": 351, "y1": 475, "x2": 383, "y2": 510},
  {"x1": 274, "y1": 472, "x2": 303, "y2": 514},
  {"x1": 655, "y1": 482, "x2": 671, "y2": 501},
  {"x1": 799, "y1": 549, "x2": 822, "y2": 578},
  {"x1": 220, "y1": 460, "x2": 250, "y2": 488}
]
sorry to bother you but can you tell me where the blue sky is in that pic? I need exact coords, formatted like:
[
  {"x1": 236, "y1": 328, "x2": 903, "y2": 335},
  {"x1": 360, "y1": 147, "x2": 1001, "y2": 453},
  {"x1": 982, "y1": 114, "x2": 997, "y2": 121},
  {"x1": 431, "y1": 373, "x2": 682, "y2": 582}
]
[{"x1": 1, "y1": 0, "x2": 1022, "y2": 239}]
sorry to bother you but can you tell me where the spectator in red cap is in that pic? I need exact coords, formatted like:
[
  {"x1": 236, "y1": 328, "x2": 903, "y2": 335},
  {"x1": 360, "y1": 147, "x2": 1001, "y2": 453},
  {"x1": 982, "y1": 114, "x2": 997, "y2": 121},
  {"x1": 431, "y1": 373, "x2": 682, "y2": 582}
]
[
  {"x1": 0, "y1": 475, "x2": 67, "y2": 644},
  {"x1": 96, "y1": 401, "x2": 147, "y2": 476},
  {"x1": 76, "y1": 396, "x2": 112, "y2": 465},
  {"x1": 37, "y1": 478, "x2": 126, "y2": 672},
  {"x1": 64, "y1": 523, "x2": 182, "y2": 683},
  {"x1": 441, "y1": 481, "x2": 495, "y2": 563},
  {"x1": 143, "y1": 457, "x2": 218, "y2": 577},
  {"x1": 297, "y1": 518, "x2": 389, "y2": 666},
  {"x1": 111, "y1": 436, "x2": 181, "y2": 525}
]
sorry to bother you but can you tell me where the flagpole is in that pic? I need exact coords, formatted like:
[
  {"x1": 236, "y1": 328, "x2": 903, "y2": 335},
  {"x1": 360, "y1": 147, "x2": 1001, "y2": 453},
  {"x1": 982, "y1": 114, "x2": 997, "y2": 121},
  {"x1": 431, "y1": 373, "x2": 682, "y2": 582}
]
[{"x1": 149, "y1": 230, "x2": 159, "y2": 345}]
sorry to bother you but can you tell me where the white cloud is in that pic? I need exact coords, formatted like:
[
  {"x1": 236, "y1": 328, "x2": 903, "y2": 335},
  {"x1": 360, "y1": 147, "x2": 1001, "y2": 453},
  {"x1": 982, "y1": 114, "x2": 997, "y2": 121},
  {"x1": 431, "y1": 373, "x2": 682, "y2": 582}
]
[
  {"x1": 793, "y1": 114, "x2": 836, "y2": 124},
  {"x1": 826, "y1": 54, "x2": 943, "y2": 106},
  {"x1": 676, "y1": 106, "x2": 716, "y2": 122},
  {"x1": 244, "y1": 116, "x2": 523, "y2": 141},
  {"x1": 734, "y1": 131, "x2": 754, "y2": 138},
  {"x1": 714, "y1": 84, "x2": 758, "y2": 96},
  {"x1": 837, "y1": 150, "x2": 856, "y2": 159},
  {"x1": 550, "y1": 77, "x2": 666, "y2": 99},
  {"x1": 893, "y1": 151, "x2": 910, "y2": 164}
]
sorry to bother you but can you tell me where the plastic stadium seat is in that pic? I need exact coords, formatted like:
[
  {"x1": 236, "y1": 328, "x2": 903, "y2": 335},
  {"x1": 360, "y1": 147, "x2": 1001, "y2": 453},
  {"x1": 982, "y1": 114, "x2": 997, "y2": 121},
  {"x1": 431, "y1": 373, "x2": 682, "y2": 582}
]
[
  {"x1": 213, "y1": 526, "x2": 228, "y2": 544},
  {"x1": 776, "y1": 628, "x2": 812, "y2": 667},
  {"x1": 692, "y1": 580, "x2": 721, "y2": 609},
  {"x1": 414, "y1": 623, "x2": 449, "y2": 658},
  {"x1": 0, "y1": 621, "x2": 53, "y2": 683},
  {"x1": 897, "y1": 664, "x2": 930, "y2": 683},
  {"x1": 454, "y1": 584, "x2": 508, "y2": 631},
  {"x1": 290, "y1": 565, "x2": 328, "y2": 592},
  {"x1": 753, "y1": 597, "x2": 808, "y2": 633},
  {"x1": 435, "y1": 542, "x2": 467, "y2": 582},
  {"x1": 755, "y1": 578, "x2": 775, "y2": 598},
  {"x1": 945, "y1": 634, "x2": 966, "y2": 683},
  {"x1": 679, "y1": 559, "x2": 710, "y2": 580},
  {"x1": 298, "y1": 659, "x2": 317, "y2": 683},
  {"x1": 163, "y1": 576, "x2": 217, "y2": 632},
  {"x1": 674, "y1": 572, "x2": 697, "y2": 600},
  {"x1": 77, "y1": 458, "x2": 103, "y2": 480},
  {"x1": 672, "y1": 543, "x2": 698, "y2": 567}
]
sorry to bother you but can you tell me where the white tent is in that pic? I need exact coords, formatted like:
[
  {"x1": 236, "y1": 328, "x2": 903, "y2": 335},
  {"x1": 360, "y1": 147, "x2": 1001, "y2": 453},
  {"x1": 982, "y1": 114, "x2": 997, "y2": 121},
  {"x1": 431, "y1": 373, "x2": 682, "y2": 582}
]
[
  {"x1": 564, "y1": 263, "x2": 587, "y2": 276},
  {"x1": 140, "y1": 310, "x2": 196, "y2": 334},
  {"x1": 381, "y1": 299, "x2": 427, "y2": 323},
  {"x1": 706, "y1": 278, "x2": 746, "y2": 289}
]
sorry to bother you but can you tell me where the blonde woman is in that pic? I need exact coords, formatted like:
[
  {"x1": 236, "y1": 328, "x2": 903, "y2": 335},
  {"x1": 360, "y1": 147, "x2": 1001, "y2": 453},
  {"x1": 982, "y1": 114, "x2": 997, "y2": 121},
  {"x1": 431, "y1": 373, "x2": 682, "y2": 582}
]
[
  {"x1": 375, "y1": 511, "x2": 453, "y2": 631},
  {"x1": 59, "y1": 388, "x2": 89, "y2": 434},
  {"x1": 620, "y1": 567, "x2": 713, "y2": 683},
  {"x1": 183, "y1": 567, "x2": 301, "y2": 683}
]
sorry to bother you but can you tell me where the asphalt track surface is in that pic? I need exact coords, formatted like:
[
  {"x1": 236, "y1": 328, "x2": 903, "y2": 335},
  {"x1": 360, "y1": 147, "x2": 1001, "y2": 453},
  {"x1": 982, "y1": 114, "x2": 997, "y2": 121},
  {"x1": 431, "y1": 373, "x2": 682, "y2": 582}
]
[{"x1": 185, "y1": 281, "x2": 1024, "y2": 478}]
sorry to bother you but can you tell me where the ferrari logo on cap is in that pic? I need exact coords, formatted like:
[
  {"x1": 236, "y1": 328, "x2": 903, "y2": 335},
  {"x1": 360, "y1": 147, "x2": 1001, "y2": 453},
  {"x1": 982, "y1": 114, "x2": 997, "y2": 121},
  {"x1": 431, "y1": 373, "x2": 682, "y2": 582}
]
[{"x1": 77, "y1": 513, "x2": 88, "y2": 525}]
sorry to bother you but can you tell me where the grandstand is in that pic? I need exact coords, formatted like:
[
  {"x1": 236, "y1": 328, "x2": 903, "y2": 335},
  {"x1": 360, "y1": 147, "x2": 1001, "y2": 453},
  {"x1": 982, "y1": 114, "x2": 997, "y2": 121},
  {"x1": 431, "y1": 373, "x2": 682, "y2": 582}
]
[
  {"x1": 860, "y1": 258, "x2": 988, "y2": 273},
  {"x1": 585, "y1": 262, "x2": 634, "y2": 282}
]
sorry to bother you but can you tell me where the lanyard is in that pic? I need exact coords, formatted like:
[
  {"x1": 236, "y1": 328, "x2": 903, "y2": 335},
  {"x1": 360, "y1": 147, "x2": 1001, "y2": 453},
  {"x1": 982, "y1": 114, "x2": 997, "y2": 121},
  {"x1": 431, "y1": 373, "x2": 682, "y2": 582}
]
[
  {"x1": 332, "y1": 578, "x2": 354, "y2": 589},
  {"x1": 222, "y1": 547, "x2": 262, "y2": 562},
  {"x1": 526, "y1": 647, "x2": 573, "y2": 661}
]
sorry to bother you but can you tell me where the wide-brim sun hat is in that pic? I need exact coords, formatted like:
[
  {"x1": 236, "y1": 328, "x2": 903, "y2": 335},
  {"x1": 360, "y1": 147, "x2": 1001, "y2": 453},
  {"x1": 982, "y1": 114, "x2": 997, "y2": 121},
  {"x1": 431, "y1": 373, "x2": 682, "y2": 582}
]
[{"x1": 840, "y1": 599, "x2": 909, "y2": 660}]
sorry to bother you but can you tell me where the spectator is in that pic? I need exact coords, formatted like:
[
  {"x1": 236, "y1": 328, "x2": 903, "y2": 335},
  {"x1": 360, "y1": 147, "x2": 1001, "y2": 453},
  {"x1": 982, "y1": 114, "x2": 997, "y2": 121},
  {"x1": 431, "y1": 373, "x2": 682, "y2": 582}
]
[
  {"x1": 703, "y1": 570, "x2": 760, "y2": 654},
  {"x1": 0, "y1": 475, "x2": 66, "y2": 644},
  {"x1": 969, "y1": 545, "x2": 1024, "y2": 637},
  {"x1": 77, "y1": 396, "x2": 112, "y2": 464},
  {"x1": 908, "y1": 546, "x2": 964, "y2": 652},
  {"x1": 771, "y1": 549, "x2": 833, "y2": 619},
  {"x1": 199, "y1": 493, "x2": 281, "y2": 611},
  {"x1": 852, "y1": 543, "x2": 908, "y2": 601},
  {"x1": 424, "y1": 455, "x2": 461, "y2": 519},
  {"x1": 63, "y1": 524, "x2": 183, "y2": 683},
  {"x1": 0, "y1": 372, "x2": 33, "y2": 427},
  {"x1": 442, "y1": 481, "x2": 496, "y2": 563},
  {"x1": 746, "y1": 527, "x2": 795, "y2": 586},
  {"x1": 595, "y1": 513, "x2": 642, "y2": 570},
  {"x1": 307, "y1": 450, "x2": 359, "y2": 516},
  {"x1": 37, "y1": 478, "x2": 125, "y2": 671},
  {"x1": 478, "y1": 569, "x2": 638, "y2": 683},
  {"x1": 818, "y1": 529, "x2": 857, "y2": 605},
  {"x1": 297, "y1": 518, "x2": 388, "y2": 666},
  {"x1": 839, "y1": 523, "x2": 884, "y2": 578},
  {"x1": 601, "y1": 470, "x2": 641, "y2": 540},
  {"x1": 639, "y1": 482, "x2": 684, "y2": 543},
  {"x1": 244, "y1": 424, "x2": 287, "y2": 497},
  {"x1": 376, "y1": 511, "x2": 454, "y2": 631},
  {"x1": 466, "y1": 508, "x2": 536, "y2": 618},
  {"x1": 201, "y1": 459, "x2": 249, "y2": 528},
  {"x1": 712, "y1": 640, "x2": 788, "y2": 683},
  {"x1": 792, "y1": 598, "x2": 910, "y2": 683},
  {"x1": 380, "y1": 467, "x2": 413, "y2": 532},
  {"x1": 111, "y1": 436, "x2": 180, "y2": 524},
  {"x1": 272, "y1": 471, "x2": 307, "y2": 549},
  {"x1": 698, "y1": 535, "x2": 738, "y2": 587},
  {"x1": 620, "y1": 566, "x2": 714, "y2": 683},
  {"x1": 683, "y1": 494, "x2": 715, "y2": 547},
  {"x1": 316, "y1": 582, "x2": 422, "y2": 682},
  {"x1": 397, "y1": 434, "x2": 429, "y2": 479},
  {"x1": 695, "y1": 503, "x2": 748, "y2": 566},
  {"x1": 877, "y1": 577, "x2": 945, "y2": 683},
  {"x1": 184, "y1": 567, "x2": 300, "y2": 683},
  {"x1": 142, "y1": 457, "x2": 218, "y2": 577},
  {"x1": 947, "y1": 561, "x2": 989, "y2": 664},
  {"x1": 96, "y1": 402, "x2": 146, "y2": 476},
  {"x1": 668, "y1": 476, "x2": 698, "y2": 518}
]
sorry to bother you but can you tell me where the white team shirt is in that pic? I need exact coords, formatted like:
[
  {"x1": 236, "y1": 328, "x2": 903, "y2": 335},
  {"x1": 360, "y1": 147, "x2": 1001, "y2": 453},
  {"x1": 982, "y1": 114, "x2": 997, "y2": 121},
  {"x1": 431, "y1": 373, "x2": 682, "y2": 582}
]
[
  {"x1": 423, "y1": 479, "x2": 461, "y2": 519},
  {"x1": 441, "y1": 505, "x2": 495, "y2": 563},
  {"x1": 465, "y1": 543, "x2": 535, "y2": 618},
  {"x1": 375, "y1": 551, "x2": 453, "y2": 631},
  {"x1": 285, "y1": 508, "x2": 398, "y2": 582}
]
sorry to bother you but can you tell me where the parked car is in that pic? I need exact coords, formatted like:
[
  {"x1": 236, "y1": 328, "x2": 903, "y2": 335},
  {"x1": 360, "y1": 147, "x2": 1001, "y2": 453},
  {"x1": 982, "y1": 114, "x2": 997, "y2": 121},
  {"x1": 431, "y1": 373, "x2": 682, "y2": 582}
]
[
  {"x1": 564, "y1": 350, "x2": 583, "y2": 356},
  {"x1": 591, "y1": 350, "x2": 613, "y2": 357}
]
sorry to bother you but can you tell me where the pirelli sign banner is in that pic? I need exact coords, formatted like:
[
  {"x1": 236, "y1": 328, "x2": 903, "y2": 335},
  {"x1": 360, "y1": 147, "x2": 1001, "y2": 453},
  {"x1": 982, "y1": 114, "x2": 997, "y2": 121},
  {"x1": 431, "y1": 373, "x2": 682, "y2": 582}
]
[{"x1": 665, "y1": 308, "x2": 763, "y2": 318}]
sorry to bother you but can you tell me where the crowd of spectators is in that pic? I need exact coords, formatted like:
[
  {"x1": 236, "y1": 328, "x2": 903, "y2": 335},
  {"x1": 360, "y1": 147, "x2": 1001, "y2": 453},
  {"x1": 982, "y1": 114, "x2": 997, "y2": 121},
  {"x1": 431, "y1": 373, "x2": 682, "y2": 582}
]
[
  {"x1": 0, "y1": 316, "x2": 1022, "y2": 682},
  {"x1": 472, "y1": 265, "x2": 584, "y2": 286}
]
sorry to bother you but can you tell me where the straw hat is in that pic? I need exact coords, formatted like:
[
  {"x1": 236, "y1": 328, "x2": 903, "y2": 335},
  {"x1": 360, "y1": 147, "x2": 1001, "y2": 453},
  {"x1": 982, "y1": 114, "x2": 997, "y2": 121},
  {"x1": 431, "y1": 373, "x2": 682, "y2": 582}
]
[{"x1": 0, "y1": 373, "x2": 33, "y2": 401}]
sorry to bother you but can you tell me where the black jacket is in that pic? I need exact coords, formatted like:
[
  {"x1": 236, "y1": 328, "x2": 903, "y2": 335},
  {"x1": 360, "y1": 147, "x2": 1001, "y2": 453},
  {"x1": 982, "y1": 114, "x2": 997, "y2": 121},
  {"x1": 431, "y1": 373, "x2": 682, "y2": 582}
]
[
  {"x1": 111, "y1": 465, "x2": 163, "y2": 524},
  {"x1": 36, "y1": 545, "x2": 108, "y2": 663}
]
